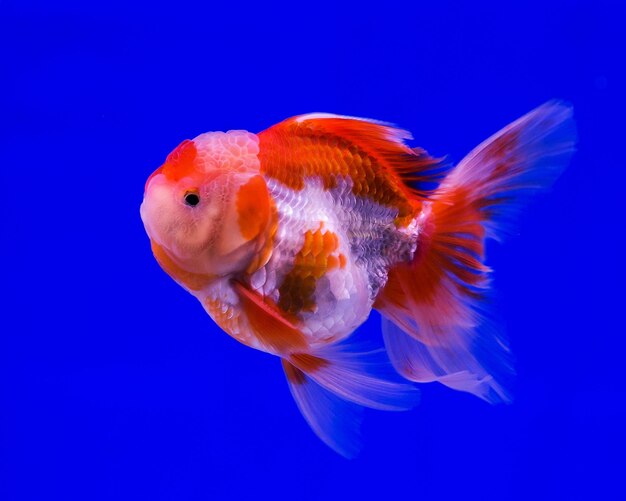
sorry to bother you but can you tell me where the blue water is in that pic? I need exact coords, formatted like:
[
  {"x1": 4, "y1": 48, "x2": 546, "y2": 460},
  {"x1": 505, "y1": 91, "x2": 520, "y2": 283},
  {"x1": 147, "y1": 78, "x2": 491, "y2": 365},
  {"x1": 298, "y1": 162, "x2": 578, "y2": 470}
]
[{"x1": 2, "y1": 1, "x2": 625, "y2": 499}]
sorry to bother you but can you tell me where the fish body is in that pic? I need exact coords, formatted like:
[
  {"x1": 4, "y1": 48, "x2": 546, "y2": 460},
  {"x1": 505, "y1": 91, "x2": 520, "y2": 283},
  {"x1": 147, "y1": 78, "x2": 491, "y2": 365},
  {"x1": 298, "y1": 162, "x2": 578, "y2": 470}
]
[{"x1": 140, "y1": 102, "x2": 575, "y2": 456}]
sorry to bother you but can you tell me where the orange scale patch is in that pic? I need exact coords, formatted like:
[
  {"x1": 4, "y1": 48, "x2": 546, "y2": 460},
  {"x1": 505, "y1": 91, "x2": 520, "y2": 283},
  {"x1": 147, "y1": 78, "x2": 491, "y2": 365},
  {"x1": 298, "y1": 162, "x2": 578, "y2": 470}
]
[
  {"x1": 338, "y1": 253, "x2": 347, "y2": 268},
  {"x1": 236, "y1": 175, "x2": 271, "y2": 241},
  {"x1": 277, "y1": 226, "x2": 343, "y2": 316},
  {"x1": 204, "y1": 297, "x2": 239, "y2": 334},
  {"x1": 258, "y1": 116, "x2": 444, "y2": 227},
  {"x1": 160, "y1": 139, "x2": 200, "y2": 182}
]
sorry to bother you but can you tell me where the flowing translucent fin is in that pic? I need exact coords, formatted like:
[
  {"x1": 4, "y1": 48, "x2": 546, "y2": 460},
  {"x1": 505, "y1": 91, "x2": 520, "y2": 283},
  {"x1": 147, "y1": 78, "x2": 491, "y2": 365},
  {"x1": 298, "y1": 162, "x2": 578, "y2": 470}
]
[
  {"x1": 282, "y1": 360, "x2": 364, "y2": 458},
  {"x1": 381, "y1": 316, "x2": 510, "y2": 403},
  {"x1": 288, "y1": 344, "x2": 421, "y2": 411},
  {"x1": 442, "y1": 100, "x2": 577, "y2": 240},
  {"x1": 376, "y1": 101, "x2": 576, "y2": 401}
]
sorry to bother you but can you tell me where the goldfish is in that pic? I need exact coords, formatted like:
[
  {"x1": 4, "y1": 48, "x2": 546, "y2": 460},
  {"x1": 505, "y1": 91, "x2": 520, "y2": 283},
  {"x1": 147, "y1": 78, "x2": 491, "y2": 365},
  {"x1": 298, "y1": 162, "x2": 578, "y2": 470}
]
[{"x1": 140, "y1": 101, "x2": 575, "y2": 457}]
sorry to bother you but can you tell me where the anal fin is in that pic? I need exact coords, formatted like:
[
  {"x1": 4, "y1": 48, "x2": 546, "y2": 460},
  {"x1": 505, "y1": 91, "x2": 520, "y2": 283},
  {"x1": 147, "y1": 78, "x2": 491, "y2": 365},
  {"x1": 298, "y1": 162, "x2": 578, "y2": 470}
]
[
  {"x1": 281, "y1": 342, "x2": 420, "y2": 457},
  {"x1": 288, "y1": 347, "x2": 420, "y2": 411},
  {"x1": 282, "y1": 360, "x2": 364, "y2": 458}
]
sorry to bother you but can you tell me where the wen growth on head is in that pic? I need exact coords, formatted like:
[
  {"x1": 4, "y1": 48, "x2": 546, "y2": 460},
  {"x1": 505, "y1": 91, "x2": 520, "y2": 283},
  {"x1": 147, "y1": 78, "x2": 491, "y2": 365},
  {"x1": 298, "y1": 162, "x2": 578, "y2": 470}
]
[{"x1": 140, "y1": 102, "x2": 575, "y2": 457}]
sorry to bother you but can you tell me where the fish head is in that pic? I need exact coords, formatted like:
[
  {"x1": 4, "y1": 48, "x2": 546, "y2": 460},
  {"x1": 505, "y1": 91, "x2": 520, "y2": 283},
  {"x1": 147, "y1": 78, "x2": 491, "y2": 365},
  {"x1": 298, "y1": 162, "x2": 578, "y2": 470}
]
[{"x1": 140, "y1": 130, "x2": 270, "y2": 286}]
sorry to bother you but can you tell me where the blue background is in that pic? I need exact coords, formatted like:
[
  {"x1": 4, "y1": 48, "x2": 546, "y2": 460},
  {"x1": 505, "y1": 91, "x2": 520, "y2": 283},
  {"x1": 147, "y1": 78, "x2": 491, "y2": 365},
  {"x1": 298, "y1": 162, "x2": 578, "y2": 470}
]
[{"x1": 2, "y1": 1, "x2": 625, "y2": 499}]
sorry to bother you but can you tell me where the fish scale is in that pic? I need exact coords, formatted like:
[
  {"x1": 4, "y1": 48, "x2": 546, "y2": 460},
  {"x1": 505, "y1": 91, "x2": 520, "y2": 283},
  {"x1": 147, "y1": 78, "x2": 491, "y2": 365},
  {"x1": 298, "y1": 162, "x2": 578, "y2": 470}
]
[{"x1": 238, "y1": 152, "x2": 422, "y2": 342}]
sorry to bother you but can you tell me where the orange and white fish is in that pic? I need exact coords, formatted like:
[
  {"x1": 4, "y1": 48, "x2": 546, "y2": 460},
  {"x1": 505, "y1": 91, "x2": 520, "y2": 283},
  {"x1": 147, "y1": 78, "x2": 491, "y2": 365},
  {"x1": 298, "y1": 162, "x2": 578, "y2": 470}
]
[{"x1": 140, "y1": 101, "x2": 575, "y2": 457}]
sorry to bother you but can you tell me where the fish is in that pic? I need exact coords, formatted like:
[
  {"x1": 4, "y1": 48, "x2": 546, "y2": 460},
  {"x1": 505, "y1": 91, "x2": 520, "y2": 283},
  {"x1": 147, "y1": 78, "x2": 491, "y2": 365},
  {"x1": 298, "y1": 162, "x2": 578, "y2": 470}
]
[{"x1": 140, "y1": 101, "x2": 575, "y2": 457}]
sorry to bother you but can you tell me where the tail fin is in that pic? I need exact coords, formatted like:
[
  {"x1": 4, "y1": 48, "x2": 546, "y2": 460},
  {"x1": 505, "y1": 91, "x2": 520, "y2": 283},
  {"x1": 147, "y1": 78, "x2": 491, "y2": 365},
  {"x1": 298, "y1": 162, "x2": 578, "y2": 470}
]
[{"x1": 376, "y1": 101, "x2": 576, "y2": 402}]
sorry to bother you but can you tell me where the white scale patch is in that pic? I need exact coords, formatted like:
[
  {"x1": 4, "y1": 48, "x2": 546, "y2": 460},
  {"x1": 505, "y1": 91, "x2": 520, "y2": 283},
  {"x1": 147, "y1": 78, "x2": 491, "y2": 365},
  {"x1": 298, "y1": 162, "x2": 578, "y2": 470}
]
[
  {"x1": 248, "y1": 175, "x2": 419, "y2": 346},
  {"x1": 192, "y1": 130, "x2": 261, "y2": 174}
]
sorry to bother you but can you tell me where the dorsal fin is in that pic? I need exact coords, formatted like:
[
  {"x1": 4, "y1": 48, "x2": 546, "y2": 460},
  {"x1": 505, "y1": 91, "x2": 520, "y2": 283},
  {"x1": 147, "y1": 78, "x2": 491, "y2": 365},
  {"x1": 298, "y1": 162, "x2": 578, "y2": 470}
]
[{"x1": 258, "y1": 113, "x2": 448, "y2": 206}]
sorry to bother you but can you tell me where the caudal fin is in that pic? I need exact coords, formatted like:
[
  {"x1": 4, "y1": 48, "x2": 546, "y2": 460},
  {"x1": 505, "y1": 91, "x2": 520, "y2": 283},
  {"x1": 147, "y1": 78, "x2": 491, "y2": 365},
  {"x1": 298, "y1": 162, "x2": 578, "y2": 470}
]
[{"x1": 376, "y1": 101, "x2": 576, "y2": 402}]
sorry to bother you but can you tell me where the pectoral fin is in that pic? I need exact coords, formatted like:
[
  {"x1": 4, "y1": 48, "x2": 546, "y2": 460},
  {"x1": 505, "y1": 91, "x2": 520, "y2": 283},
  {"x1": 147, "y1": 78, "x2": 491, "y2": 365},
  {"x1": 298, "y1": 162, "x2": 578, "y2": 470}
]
[{"x1": 232, "y1": 280, "x2": 308, "y2": 353}]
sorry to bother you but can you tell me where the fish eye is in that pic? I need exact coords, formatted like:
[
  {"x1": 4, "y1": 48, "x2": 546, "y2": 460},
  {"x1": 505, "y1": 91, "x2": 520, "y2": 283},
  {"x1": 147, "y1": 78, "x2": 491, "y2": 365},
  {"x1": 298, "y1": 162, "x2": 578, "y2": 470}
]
[{"x1": 184, "y1": 191, "x2": 200, "y2": 207}]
